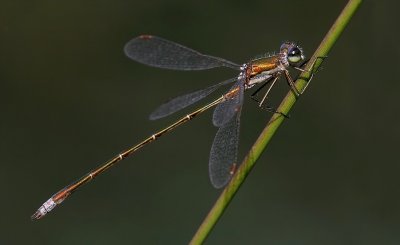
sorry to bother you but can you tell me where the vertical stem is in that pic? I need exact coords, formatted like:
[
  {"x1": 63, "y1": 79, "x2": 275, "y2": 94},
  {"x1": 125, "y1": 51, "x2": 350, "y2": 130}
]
[{"x1": 189, "y1": 0, "x2": 363, "y2": 244}]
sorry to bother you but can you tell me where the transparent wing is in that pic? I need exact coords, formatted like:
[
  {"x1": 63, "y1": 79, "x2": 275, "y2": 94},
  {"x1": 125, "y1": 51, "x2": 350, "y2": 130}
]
[
  {"x1": 124, "y1": 35, "x2": 240, "y2": 70},
  {"x1": 212, "y1": 79, "x2": 244, "y2": 127},
  {"x1": 209, "y1": 107, "x2": 242, "y2": 188},
  {"x1": 149, "y1": 78, "x2": 236, "y2": 120}
]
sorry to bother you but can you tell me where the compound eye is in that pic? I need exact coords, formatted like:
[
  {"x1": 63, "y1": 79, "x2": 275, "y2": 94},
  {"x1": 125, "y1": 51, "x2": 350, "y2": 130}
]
[{"x1": 287, "y1": 47, "x2": 302, "y2": 63}]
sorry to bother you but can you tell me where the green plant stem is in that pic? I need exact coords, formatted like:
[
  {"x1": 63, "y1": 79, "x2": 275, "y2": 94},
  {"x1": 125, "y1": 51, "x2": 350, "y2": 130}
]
[{"x1": 189, "y1": 0, "x2": 363, "y2": 244}]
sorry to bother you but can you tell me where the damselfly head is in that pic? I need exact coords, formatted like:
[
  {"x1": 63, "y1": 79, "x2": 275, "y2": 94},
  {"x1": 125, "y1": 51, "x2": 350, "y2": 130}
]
[{"x1": 280, "y1": 42, "x2": 305, "y2": 65}]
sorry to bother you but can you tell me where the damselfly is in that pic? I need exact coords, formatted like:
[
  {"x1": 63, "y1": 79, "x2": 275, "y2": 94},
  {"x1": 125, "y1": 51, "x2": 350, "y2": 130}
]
[{"x1": 32, "y1": 35, "x2": 312, "y2": 220}]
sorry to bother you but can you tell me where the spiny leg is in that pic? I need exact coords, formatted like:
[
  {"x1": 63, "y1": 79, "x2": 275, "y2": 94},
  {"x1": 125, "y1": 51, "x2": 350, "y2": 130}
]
[
  {"x1": 250, "y1": 77, "x2": 274, "y2": 106},
  {"x1": 258, "y1": 77, "x2": 279, "y2": 107},
  {"x1": 284, "y1": 70, "x2": 301, "y2": 97},
  {"x1": 293, "y1": 56, "x2": 328, "y2": 94},
  {"x1": 251, "y1": 77, "x2": 289, "y2": 118}
]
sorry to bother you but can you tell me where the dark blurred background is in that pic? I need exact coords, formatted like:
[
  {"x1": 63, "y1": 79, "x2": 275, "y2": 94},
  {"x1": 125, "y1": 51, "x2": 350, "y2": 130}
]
[{"x1": 1, "y1": 0, "x2": 399, "y2": 244}]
